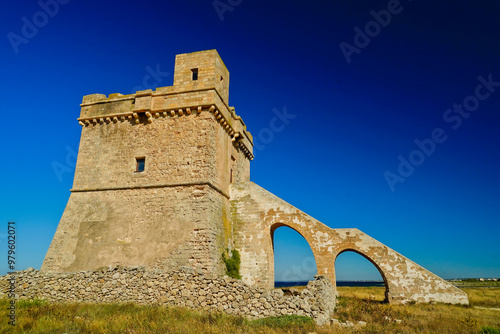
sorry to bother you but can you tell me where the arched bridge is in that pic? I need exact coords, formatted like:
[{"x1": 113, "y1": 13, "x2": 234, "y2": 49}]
[{"x1": 230, "y1": 182, "x2": 468, "y2": 305}]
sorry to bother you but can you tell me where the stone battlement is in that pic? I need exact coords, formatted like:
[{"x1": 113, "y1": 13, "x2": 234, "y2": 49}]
[
  {"x1": 77, "y1": 102, "x2": 253, "y2": 161},
  {"x1": 77, "y1": 50, "x2": 253, "y2": 160}
]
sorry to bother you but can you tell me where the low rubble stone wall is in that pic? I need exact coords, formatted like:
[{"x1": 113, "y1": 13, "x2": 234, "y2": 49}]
[{"x1": 0, "y1": 266, "x2": 336, "y2": 325}]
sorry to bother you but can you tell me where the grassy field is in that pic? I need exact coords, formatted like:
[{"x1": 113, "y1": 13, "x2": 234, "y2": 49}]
[
  {"x1": 333, "y1": 286, "x2": 500, "y2": 333},
  {"x1": 1, "y1": 286, "x2": 499, "y2": 333}
]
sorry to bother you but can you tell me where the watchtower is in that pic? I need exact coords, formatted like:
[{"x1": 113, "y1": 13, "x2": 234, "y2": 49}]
[{"x1": 42, "y1": 50, "x2": 254, "y2": 275}]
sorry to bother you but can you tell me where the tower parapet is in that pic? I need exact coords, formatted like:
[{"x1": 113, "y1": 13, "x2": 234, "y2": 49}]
[{"x1": 78, "y1": 49, "x2": 253, "y2": 162}]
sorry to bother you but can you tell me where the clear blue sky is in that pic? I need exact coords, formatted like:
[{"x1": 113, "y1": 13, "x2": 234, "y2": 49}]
[{"x1": 1, "y1": 0, "x2": 499, "y2": 282}]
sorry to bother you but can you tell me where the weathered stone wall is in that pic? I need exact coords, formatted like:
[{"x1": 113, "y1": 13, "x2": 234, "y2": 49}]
[
  {"x1": 42, "y1": 186, "x2": 231, "y2": 275},
  {"x1": 72, "y1": 111, "x2": 219, "y2": 190},
  {"x1": 231, "y1": 182, "x2": 469, "y2": 305},
  {"x1": 1, "y1": 267, "x2": 336, "y2": 326}
]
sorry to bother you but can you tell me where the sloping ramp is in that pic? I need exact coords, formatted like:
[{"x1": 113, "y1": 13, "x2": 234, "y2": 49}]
[{"x1": 230, "y1": 182, "x2": 468, "y2": 305}]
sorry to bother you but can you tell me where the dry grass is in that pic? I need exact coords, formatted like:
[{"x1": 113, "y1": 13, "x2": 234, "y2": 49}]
[
  {"x1": 1, "y1": 287, "x2": 499, "y2": 333},
  {"x1": 0, "y1": 300, "x2": 315, "y2": 334},
  {"x1": 464, "y1": 288, "x2": 500, "y2": 308},
  {"x1": 329, "y1": 286, "x2": 500, "y2": 334}
]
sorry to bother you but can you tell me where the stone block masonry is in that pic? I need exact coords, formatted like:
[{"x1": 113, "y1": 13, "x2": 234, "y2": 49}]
[
  {"x1": 42, "y1": 186, "x2": 230, "y2": 275},
  {"x1": 0, "y1": 267, "x2": 336, "y2": 326}
]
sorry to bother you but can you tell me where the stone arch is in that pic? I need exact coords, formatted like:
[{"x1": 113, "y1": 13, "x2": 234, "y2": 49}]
[
  {"x1": 270, "y1": 222, "x2": 316, "y2": 251},
  {"x1": 270, "y1": 222, "x2": 319, "y2": 286},
  {"x1": 334, "y1": 248, "x2": 390, "y2": 301}
]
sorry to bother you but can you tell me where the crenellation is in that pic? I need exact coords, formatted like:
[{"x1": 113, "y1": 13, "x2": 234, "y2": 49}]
[{"x1": 81, "y1": 93, "x2": 107, "y2": 104}]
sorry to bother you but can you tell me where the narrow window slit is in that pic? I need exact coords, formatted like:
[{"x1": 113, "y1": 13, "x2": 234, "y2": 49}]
[
  {"x1": 191, "y1": 68, "x2": 198, "y2": 81},
  {"x1": 136, "y1": 157, "x2": 145, "y2": 172}
]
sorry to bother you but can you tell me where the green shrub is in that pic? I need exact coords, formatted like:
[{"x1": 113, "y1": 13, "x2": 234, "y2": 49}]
[
  {"x1": 222, "y1": 249, "x2": 241, "y2": 279},
  {"x1": 481, "y1": 326, "x2": 500, "y2": 334}
]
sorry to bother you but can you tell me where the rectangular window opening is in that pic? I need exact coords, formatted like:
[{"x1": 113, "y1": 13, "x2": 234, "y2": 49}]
[
  {"x1": 191, "y1": 68, "x2": 199, "y2": 81},
  {"x1": 136, "y1": 157, "x2": 145, "y2": 172}
]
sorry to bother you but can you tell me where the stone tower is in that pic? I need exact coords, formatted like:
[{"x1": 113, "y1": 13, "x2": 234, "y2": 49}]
[
  {"x1": 43, "y1": 49, "x2": 468, "y2": 305},
  {"x1": 42, "y1": 50, "x2": 254, "y2": 275}
]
